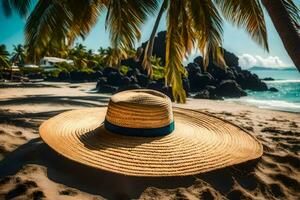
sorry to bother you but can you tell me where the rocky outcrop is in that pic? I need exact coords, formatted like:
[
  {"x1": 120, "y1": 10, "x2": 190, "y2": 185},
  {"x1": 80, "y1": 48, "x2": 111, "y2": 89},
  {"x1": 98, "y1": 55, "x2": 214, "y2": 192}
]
[
  {"x1": 216, "y1": 80, "x2": 247, "y2": 98},
  {"x1": 95, "y1": 31, "x2": 270, "y2": 100}
]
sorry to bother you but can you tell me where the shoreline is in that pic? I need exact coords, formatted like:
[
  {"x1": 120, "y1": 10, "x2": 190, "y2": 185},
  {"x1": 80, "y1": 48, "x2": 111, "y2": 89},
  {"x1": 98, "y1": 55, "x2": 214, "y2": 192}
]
[
  {"x1": 0, "y1": 82, "x2": 299, "y2": 199},
  {"x1": 1, "y1": 81, "x2": 299, "y2": 114}
]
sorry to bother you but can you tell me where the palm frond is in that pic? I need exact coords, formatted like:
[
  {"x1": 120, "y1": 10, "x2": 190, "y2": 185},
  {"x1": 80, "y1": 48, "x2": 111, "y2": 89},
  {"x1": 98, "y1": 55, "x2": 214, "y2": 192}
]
[
  {"x1": 2, "y1": 0, "x2": 32, "y2": 17},
  {"x1": 105, "y1": 0, "x2": 158, "y2": 66},
  {"x1": 25, "y1": 0, "x2": 72, "y2": 62},
  {"x1": 215, "y1": 0, "x2": 268, "y2": 51},
  {"x1": 189, "y1": 0, "x2": 225, "y2": 70},
  {"x1": 25, "y1": 0, "x2": 104, "y2": 62},
  {"x1": 282, "y1": 0, "x2": 300, "y2": 30},
  {"x1": 165, "y1": 1, "x2": 189, "y2": 103},
  {"x1": 68, "y1": 0, "x2": 104, "y2": 40}
]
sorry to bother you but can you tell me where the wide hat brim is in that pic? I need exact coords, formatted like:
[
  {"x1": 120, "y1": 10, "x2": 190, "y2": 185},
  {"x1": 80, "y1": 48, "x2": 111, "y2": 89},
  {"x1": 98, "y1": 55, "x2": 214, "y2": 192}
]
[{"x1": 39, "y1": 107, "x2": 263, "y2": 177}]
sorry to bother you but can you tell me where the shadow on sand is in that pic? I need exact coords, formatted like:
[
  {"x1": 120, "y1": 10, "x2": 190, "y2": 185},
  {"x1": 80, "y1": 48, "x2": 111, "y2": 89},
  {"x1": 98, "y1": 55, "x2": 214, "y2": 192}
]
[
  {"x1": 0, "y1": 94, "x2": 109, "y2": 129},
  {"x1": 0, "y1": 94, "x2": 109, "y2": 108},
  {"x1": 0, "y1": 138, "x2": 260, "y2": 199}
]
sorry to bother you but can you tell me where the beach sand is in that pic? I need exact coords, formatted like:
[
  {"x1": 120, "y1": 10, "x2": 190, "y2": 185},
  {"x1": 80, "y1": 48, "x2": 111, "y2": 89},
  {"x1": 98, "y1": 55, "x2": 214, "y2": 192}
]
[{"x1": 0, "y1": 82, "x2": 299, "y2": 199}]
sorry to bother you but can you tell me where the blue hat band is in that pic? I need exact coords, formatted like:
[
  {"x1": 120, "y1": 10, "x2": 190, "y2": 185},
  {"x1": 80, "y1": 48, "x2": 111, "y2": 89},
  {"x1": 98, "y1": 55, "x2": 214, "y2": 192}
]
[{"x1": 104, "y1": 119, "x2": 175, "y2": 137}]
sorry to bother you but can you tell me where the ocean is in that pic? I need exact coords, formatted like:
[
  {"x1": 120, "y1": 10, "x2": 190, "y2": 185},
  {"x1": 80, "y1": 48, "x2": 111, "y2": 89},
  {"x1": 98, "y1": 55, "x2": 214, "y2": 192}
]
[{"x1": 227, "y1": 68, "x2": 300, "y2": 113}]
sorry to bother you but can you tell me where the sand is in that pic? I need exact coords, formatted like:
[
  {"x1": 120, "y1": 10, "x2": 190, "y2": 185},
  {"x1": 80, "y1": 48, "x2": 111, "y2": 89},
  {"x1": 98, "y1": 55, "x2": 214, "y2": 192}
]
[{"x1": 0, "y1": 82, "x2": 299, "y2": 200}]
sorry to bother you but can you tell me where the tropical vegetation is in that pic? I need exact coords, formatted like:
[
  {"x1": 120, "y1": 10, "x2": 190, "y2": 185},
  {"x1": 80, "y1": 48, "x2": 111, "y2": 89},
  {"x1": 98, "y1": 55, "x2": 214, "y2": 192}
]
[
  {"x1": 0, "y1": 44, "x2": 10, "y2": 78},
  {"x1": 2, "y1": 0, "x2": 299, "y2": 102}
]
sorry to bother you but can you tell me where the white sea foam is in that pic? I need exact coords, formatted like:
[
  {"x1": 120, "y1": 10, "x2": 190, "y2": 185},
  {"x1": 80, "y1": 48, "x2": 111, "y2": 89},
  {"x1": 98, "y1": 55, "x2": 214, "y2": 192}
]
[
  {"x1": 226, "y1": 98, "x2": 300, "y2": 113},
  {"x1": 264, "y1": 80, "x2": 300, "y2": 83}
]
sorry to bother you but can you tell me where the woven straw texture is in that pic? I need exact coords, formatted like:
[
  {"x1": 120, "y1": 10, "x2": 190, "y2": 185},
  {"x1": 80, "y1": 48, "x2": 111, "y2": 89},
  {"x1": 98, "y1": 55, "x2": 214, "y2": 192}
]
[{"x1": 39, "y1": 90, "x2": 263, "y2": 177}]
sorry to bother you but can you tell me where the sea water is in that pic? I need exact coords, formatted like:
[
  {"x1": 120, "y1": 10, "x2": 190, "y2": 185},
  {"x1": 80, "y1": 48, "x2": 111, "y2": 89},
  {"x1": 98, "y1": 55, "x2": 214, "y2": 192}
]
[{"x1": 227, "y1": 69, "x2": 300, "y2": 113}]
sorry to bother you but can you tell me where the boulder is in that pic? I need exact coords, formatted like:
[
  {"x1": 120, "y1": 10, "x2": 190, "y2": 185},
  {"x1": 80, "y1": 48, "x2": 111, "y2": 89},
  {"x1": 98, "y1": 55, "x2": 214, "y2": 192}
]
[
  {"x1": 205, "y1": 85, "x2": 218, "y2": 99},
  {"x1": 127, "y1": 68, "x2": 141, "y2": 77},
  {"x1": 118, "y1": 84, "x2": 142, "y2": 92},
  {"x1": 147, "y1": 81, "x2": 164, "y2": 91},
  {"x1": 189, "y1": 72, "x2": 215, "y2": 91},
  {"x1": 194, "y1": 90, "x2": 210, "y2": 99},
  {"x1": 141, "y1": 31, "x2": 166, "y2": 65},
  {"x1": 269, "y1": 87, "x2": 279, "y2": 92},
  {"x1": 237, "y1": 70, "x2": 268, "y2": 91},
  {"x1": 262, "y1": 77, "x2": 274, "y2": 81},
  {"x1": 70, "y1": 71, "x2": 90, "y2": 82},
  {"x1": 182, "y1": 77, "x2": 190, "y2": 95},
  {"x1": 193, "y1": 56, "x2": 205, "y2": 72},
  {"x1": 129, "y1": 75, "x2": 138, "y2": 84},
  {"x1": 121, "y1": 76, "x2": 131, "y2": 85},
  {"x1": 216, "y1": 80, "x2": 247, "y2": 98},
  {"x1": 96, "y1": 77, "x2": 107, "y2": 90},
  {"x1": 223, "y1": 49, "x2": 239, "y2": 68},
  {"x1": 107, "y1": 71, "x2": 124, "y2": 86},
  {"x1": 186, "y1": 63, "x2": 201, "y2": 75},
  {"x1": 136, "y1": 73, "x2": 149, "y2": 87},
  {"x1": 102, "y1": 67, "x2": 119, "y2": 77},
  {"x1": 58, "y1": 72, "x2": 70, "y2": 81},
  {"x1": 97, "y1": 84, "x2": 118, "y2": 93},
  {"x1": 161, "y1": 86, "x2": 173, "y2": 101}
]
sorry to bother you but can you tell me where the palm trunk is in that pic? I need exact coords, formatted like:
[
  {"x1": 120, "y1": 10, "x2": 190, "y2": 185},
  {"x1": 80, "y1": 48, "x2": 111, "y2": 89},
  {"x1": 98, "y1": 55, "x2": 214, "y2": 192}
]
[
  {"x1": 142, "y1": 0, "x2": 167, "y2": 76},
  {"x1": 262, "y1": 0, "x2": 300, "y2": 72}
]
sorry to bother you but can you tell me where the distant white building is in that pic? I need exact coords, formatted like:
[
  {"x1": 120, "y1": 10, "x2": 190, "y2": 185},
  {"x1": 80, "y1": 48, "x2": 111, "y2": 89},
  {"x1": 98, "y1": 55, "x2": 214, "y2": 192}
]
[
  {"x1": 23, "y1": 64, "x2": 39, "y2": 68},
  {"x1": 40, "y1": 57, "x2": 74, "y2": 71}
]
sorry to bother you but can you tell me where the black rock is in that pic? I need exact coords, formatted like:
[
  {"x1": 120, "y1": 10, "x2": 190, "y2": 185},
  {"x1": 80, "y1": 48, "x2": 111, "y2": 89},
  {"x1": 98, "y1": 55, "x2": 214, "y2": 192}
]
[
  {"x1": 136, "y1": 73, "x2": 149, "y2": 87},
  {"x1": 262, "y1": 77, "x2": 274, "y2": 81},
  {"x1": 118, "y1": 84, "x2": 142, "y2": 92},
  {"x1": 193, "y1": 56, "x2": 205, "y2": 72},
  {"x1": 122, "y1": 76, "x2": 131, "y2": 85},
  {"x1": 186, "y1": 63, "x2": 201, "y2": 75},
  {"x1": 205, "y1": 85, "x2": 218, "y2": 99},
  {"x1": 129, "y1": 75, "x2": 138, "y2": 84},
  {"x1": 161, "y1": 86, "x2": 173, "y2": 101},
  {"x1": 237, "y1": 70, "x2": 268, "y2": 91},
  {"x1": 141, "y1": 31, "x2": 166, "y2": 65},
  {"x1": 97, "y1": 84, "x2": 118, "y2": 93},
  {"x1": 216, "y1": 80, "x2": 247, "y2": 98},
  {"x1": 70, "y1": 71, "x2": 90, "y2": 82},
  {"x1": 26, "y1": 73, "x2": 44, "y2": 80},
  {"x1": 182, "y1": 77, "x2": 190, "y2": 95},
  {"x1": 194, "y1": 90, "x2": 210, "y2": 99},
  {"x1": 189, "y1": 72, "x2": 215, "y2": 91},
  {"x1": 223, "y1": 49, "x2": 239, "y2": 68},
  {"x1": 107, "y1": 71, "x2": 124, "y2": 86},
  {"x1": 127, "y1": 68, "x2": 141, "y2": 77},
  {"x1": 269, "y1": 87, "x2": 279, "y2": 92},
  {"x1": 121, "y1": 58, "x2": 141, "y2": 69},
  {"x1": 147, "y1": 81, "x2": 164, "y2": 91},
  {"x1": 102, "y1": 67, "x2": 119, "y2": 77},
  {"x1": 58, "y1": 72, "x2": 70, "y2": 81},
  {"x1": 96, "y1": 77, "x2": 107, "y2": 89}
]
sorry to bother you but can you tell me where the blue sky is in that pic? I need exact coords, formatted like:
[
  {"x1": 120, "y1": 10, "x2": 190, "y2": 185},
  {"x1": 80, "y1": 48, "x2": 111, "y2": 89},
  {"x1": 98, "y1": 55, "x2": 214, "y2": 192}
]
[{"x1": 0, "y1": 2, "x2": 299, "y2": 68}]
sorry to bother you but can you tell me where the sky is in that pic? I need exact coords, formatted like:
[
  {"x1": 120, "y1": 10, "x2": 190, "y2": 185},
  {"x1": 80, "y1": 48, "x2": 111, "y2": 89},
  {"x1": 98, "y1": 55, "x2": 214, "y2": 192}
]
[{"x1": 0, "y1": 1, "x2": 299, "y2": 69}]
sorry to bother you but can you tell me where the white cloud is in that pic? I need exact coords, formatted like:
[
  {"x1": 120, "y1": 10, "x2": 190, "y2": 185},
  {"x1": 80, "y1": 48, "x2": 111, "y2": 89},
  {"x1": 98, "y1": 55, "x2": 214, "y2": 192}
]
[{"x1": 238, "y1": 54, "x2": 289, "y2": 69}]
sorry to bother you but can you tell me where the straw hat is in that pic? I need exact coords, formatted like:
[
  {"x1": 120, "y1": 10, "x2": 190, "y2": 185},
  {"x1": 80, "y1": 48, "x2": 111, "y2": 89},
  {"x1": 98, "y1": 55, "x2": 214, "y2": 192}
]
[{"x1": 39, "y1": 89, "x2": 263, "y2": 177}]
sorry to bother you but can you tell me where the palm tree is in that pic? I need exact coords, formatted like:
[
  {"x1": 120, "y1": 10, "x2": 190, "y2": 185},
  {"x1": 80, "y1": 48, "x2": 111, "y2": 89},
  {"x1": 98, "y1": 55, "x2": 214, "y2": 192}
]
[
  {"x1": 11, "y1": 44, "x2": 26, "y2": 66},
  {"x1": 0, "y1": 44, "x2": 10, "y2": 67},
  {"x1": 143, "y1": 0, "x2": 299, "y2": 102},
  {"x1": 0, "y1": 44, "x2": 10, "y2": 78},
  {"x1": 142, "y1": 0, "x2": 269, "y2": 102},
  {"x1": 3, "y1": 0, "x2": 299, "y2": 102}
]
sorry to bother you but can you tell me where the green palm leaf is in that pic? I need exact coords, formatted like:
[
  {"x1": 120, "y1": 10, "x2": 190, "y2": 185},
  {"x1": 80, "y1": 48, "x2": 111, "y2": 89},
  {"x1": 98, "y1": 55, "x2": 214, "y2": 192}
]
[
  {"x1": 105, "y1": 0, "x2": 158, "y2": 66},
  {"x1": 215, "y1": 0, "x2": 269, "y2": 51},
  {"x1": 2, "y1": 0, "x2": 32, "y2": 17}
]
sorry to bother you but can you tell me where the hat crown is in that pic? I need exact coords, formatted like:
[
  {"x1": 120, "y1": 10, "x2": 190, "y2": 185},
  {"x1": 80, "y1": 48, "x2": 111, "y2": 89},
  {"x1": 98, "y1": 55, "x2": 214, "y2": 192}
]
[{"x1": 105, "y1": 89, "x2": 173, "y2": 129}]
